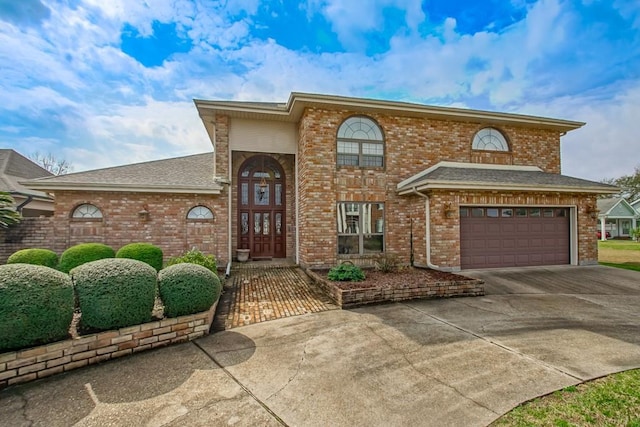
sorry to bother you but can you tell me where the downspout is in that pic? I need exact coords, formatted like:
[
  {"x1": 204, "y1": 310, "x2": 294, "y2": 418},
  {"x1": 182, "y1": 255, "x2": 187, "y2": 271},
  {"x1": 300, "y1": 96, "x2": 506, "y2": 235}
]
[
  {"x1": 412, "y1": 187, "x2": 440, "y2": 269},
  {"x1": 16, "y1": 195, "x2": 33, "y2": 214},
  {"x1": 226, "y1": 121, "x2": 233, "y2": 278}
]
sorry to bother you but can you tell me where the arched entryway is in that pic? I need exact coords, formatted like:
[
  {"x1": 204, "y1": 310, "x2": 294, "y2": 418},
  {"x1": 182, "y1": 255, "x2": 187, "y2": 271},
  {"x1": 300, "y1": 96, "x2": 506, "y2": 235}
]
[{"x1": 237, "y1": 155, "x2": 286, "y2": 259}]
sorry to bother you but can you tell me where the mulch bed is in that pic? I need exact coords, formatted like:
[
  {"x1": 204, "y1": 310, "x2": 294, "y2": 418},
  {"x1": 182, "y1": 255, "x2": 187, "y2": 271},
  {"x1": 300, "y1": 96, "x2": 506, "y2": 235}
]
[{"x1": 313, "y1": 267, "x2": 475, "y2": 290}]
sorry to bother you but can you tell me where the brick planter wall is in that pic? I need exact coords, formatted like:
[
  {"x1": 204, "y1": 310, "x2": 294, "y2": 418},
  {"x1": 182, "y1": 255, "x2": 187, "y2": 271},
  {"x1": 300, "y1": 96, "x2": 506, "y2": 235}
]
[
  {"x1": 305, "y1": 269, "x2": 484, "y2": 308},
  {"x1": 0, "y1": 302, "x2": 217, "y2": 389}
]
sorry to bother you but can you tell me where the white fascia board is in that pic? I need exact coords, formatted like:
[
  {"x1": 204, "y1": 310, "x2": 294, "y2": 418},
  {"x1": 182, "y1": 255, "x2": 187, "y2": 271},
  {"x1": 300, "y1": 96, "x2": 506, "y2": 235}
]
[
  {"x1": 398, "y1": 181, "x2": 620, "y2": 196},
  {"x1": 25, "y1": 183, "x2": 223, "y2": 195}
]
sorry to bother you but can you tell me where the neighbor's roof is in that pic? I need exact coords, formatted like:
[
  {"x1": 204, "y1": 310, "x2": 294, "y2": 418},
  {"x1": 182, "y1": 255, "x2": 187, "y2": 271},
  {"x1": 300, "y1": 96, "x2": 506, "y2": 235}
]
[
  {"x1": 597, "y1": 197, "x2": 638, "y2": 217},
  {"x1": 397, "y1": 162, "x2": 619, "y2": 195},
  {"x1": 23, "y1": 153, "x2": 223, "y2": 194},
  {"x1": 0, "y1": 149, "x2": 53, "y2": 199},
  {"x1": 195, "y1": 92, "x2": 585, "y2": 132}
]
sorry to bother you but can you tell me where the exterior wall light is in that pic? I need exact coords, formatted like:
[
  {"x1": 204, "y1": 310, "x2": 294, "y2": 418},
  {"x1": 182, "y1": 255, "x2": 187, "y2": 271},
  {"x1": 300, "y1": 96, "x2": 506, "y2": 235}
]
[
  {"x1": 444, "y1": 202, "x2": 455, "y2": 218},
  {"x1": 138, "y1": 204, "x2": 150, "y2": 221}
]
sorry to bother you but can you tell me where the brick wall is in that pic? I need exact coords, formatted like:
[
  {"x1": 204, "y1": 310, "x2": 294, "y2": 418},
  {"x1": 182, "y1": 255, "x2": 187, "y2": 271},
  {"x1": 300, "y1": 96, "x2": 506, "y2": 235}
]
[
  {"x1": 48, "y1": 191, "x2": 228, "y2": 264},
  {"x1": 295, "y1": 107, "x2": 589, "y2": 269},
  {"x1": 0, "y1": 304, "x2": 216, "y2": 389},
  {"x1": 0, "y1": 218, "x2": 57, "y2": 263}
]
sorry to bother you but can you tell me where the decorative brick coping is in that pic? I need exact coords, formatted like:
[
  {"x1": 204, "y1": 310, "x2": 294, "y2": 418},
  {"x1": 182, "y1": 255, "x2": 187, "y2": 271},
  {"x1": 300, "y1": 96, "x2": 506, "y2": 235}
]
[
  {"x1": 305, "y1": 269, "x2": 484, "y2": 308},
  {"x1": 0, "y1": 302, "x2": 218, "y2": 390}
]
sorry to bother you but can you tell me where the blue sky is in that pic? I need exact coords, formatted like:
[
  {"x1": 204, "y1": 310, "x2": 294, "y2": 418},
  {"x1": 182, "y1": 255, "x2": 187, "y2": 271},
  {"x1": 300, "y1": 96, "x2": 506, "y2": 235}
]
[{"x1": 0, "y1": 0, "x2": 638, "y2": 181}]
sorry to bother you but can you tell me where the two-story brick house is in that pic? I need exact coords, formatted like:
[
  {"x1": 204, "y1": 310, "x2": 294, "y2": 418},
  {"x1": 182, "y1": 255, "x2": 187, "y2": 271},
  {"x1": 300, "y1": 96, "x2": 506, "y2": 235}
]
[{"x1": 25, "y1": 93, "x2": 617, "y2": 270}]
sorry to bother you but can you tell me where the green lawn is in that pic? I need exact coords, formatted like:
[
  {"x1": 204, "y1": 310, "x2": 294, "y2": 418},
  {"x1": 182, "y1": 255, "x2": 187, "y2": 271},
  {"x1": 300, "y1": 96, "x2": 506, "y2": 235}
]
[
  {"x1": 492, "y1": 369, "x2": 640, "y2": 426},
  {"x1": 493, "y1": 241, "x2": 640, "y2": 426}
]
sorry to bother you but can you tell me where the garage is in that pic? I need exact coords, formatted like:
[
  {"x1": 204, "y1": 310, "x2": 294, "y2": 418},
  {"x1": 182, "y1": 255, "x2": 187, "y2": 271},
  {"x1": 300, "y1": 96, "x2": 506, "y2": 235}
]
[{"x1": 460, "y1": 207, "x2": 570, "y2": 269}]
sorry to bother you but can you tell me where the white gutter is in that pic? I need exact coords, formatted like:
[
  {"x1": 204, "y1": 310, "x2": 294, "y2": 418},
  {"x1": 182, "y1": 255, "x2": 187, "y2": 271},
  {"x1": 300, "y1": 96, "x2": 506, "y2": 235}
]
[{"x1": 412, "y1": 188, "x2": 440, "y2": 270}]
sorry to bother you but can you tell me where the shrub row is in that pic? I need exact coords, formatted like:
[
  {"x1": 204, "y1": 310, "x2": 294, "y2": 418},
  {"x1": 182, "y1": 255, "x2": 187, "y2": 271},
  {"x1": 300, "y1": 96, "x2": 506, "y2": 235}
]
[
  {"x1": 7, "y1": 242, "x2": 165, "y2": 272},
  {"x1": 0, "y1": 257, "x2": 221, "y2": 352}
]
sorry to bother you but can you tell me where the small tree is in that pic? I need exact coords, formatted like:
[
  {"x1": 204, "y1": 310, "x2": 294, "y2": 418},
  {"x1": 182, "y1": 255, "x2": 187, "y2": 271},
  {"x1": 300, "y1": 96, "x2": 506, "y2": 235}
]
[{"x1": 0, "y1": 192, "x2": 20, "y2": 228}]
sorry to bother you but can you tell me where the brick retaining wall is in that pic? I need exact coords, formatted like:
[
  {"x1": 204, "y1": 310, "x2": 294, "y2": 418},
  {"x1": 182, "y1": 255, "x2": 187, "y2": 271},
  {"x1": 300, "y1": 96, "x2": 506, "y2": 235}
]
[
  {"x1": 0, "y1": 302, "x2": 217, "y2": 389},
  {"x1": 306, "y1": 269, "x2": 484, "y2": 308}
]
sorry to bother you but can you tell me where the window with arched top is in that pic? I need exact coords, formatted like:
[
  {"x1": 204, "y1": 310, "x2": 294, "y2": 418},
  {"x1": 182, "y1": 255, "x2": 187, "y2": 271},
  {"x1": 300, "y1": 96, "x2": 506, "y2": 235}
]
[
  {"x1": 72, "y1": 203, "x2": 103, "y2": 219},
  {"x1": 472, "y1": 128, "x2": 509, "y2": 151},
  {"x1": 187, "y1": 205, "x2": 214, "y2": 220},
  {"x1": 337, "y1": 116, "x2": 384, "y2": 167}
]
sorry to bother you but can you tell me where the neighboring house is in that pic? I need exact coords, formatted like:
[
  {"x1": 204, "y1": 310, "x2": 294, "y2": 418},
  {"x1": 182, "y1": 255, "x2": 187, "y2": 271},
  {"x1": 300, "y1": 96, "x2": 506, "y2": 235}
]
[
  {"x1": 597, "y1": 197, "x2": 639, "y2": 239},
  {"x1": 631, "y1": 198, "x2": 640, "y2": 214},
  {"x1": 24, "y1": 93, "x2": 618, "y2": 270},
  {"x1": 0, "y1": 149, "x2": 54, "y2": 217}
]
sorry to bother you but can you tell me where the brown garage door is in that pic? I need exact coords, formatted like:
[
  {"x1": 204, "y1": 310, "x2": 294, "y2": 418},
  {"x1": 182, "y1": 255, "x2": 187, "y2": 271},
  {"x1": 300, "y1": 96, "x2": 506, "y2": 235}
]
[{"x1": 460, "y1": 207, "x2": 570, "y2": 269}]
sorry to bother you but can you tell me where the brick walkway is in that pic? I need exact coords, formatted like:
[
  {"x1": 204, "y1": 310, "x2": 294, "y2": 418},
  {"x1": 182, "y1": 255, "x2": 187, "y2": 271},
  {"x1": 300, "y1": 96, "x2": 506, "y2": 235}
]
[{"x1": 212, "y1": 265, "x2": 338, "y2": 331}]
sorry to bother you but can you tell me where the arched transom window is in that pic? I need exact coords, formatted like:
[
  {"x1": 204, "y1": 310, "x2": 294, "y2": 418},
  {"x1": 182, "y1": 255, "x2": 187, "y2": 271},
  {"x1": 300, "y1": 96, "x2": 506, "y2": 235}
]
[
  {"x1": 337, "y1": 116, "x2": 384, "y2": 167},
  {"x1": 472, "y1": 128, "x2": 509, "y2": 151},
  {"x1": 187, "y1": 205, "x2": 214, "y2": 219},
  {"x1": 72, "y1": 203, "x2": 103, "y2": 218}
]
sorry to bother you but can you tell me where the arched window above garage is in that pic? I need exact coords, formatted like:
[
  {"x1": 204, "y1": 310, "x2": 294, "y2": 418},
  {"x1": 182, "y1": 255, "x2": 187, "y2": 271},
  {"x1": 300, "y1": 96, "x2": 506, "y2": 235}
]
[{"x1": 472, "y1": 128, "x2": 510, "y2": 151}]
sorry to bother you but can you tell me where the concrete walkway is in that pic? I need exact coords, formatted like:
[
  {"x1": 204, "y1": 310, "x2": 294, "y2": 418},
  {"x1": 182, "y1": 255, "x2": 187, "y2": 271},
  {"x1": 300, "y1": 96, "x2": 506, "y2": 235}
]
[{"x1": 1, "y1": 265, "x2": 639, "y2": 426}]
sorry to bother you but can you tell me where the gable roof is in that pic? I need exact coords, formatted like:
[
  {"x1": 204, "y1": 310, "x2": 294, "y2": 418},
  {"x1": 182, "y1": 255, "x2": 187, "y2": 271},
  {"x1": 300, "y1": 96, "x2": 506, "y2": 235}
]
[
  {"x1": 23, "y1": 153, "x2": 223, "y2": 194},
  {"x1": 0, "y1": 149, "x2": 53, "y2": 199},
  {"x1": 597, "y1": 197, "x2": 638, "y2": 217},
  {"x1": 397, "y1": 162, "x2": 619, "y2": 195},
  {"x1": 195, "y1": 92, "x2": 585, "y2": 132}
]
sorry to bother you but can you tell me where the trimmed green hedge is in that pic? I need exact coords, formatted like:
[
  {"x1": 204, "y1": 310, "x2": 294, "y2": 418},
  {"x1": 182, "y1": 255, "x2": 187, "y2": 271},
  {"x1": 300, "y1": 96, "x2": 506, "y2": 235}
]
[
  {"x1": 166, "y1": 249, "x2": 217, "y2": 274},
  {"x1": 327, "y1": 263, "x2": 366, "y2": 281},
  {"x1": 59, "y1": 243, "x2": 115, "y2": 273},
  {"x1": 0, "y1": 264, "x2": 74, "y2": 351},
  {"x1": 72, "y1": 258, "x2": 157, "y2": 331},
  {"x1": 116, "y1": 242, "x2": 163, "y2": 271},
  {"x1": 158, "y1": 263, "x2": 221, "y2": 318},
  {"x1": 7, "y1": 248, "x2": 59, "y2": 269}
]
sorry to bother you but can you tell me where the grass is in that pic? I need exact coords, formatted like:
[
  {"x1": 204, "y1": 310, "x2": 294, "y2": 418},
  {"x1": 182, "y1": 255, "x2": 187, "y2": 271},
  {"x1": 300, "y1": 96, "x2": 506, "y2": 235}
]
[
  {"x1": 492, "y1": 241, "x2": 640, "y2": 426},
  {"x1": 598, "y1": 240, "x2": 640, "y2": 271},
  {"x1": 491, "y1": 369, "x2": 640, "y2": 426}
]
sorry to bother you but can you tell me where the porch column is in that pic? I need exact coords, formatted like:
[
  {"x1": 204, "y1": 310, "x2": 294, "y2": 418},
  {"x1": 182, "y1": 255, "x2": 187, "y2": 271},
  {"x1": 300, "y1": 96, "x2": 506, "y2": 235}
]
[{"x1": 601, "y1": 216, "x2": 607, "y2": 241}]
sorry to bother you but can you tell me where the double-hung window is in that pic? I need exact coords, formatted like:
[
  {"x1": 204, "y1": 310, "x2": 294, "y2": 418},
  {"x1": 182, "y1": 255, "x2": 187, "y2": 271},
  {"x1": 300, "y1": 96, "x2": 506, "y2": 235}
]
[
  {"x1": 337, "y1": 202, "x2": 384, "y2": 255},
  {"x1": 337, "y1": 116, "x2": 384, "y2": 167}
]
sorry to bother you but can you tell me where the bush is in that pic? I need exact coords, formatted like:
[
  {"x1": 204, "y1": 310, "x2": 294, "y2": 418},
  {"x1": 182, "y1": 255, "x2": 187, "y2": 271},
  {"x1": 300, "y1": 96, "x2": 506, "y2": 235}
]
[
  {"x1": 327, "y1": 262, "x2": 366, "y2": 282},
  {"x1": 72, "y1": 258, "x2": 157, "y2": 331},
  {"x1": 116, "y1": 242, "x2": 164, "y2": 271},
  {"x1": 373, "y1": 253, "x2": 400, "y2": 273},
  {"x1": 7, "y1": 248, "x2": 59, "y2": 268},
  {"x1": 0, "y1": 264, "x2": 74, "y2": 351},
  {"x1": 166, "y1": 249, "x2": 217, "y2": 273},
  {"x1": 59, "y1": 243, "x2": 115, "y2": 273},
  {"x1": 158, "y1": 263, "x2": 221, "y2": 318}
]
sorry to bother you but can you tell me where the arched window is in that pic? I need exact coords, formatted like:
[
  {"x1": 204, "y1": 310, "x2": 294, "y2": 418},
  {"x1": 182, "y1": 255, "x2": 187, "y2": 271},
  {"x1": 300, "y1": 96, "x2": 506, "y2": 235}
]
[
  {"x1": 337, "y1": 116, "x2": 384, "y2": 167},
  {"x1": 72, "y1": 203, "x2": 103, "y2": 218},
  {"x1": 472, "y1": 128, "x2": 509, "y2": 151},
  {"x1": 187, "y1": 205, "x2": 214, "y2": 219}
]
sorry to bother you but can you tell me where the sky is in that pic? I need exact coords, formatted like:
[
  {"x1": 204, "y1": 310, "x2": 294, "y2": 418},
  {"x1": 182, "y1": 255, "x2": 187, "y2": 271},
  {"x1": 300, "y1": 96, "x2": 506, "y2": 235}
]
[{"x1": 0, "y1": 0, "x2": 638, "y2": 182}]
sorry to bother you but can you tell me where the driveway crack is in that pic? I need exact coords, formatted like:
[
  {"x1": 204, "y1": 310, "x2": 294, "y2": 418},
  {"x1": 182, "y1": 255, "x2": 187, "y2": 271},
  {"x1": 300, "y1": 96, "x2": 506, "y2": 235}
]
[
  {"x1": 403, "y1": 303, "x2": 583, "y2": 382},
  {"x1": 363, "y1": 324, "x2": 500, "y2": 417},
  {"x1": 193, "y1": 341, "x2": 289, "y2": 426},
  {"x1": 264, "y1": 337, "x2": 310, "y2": 401}
]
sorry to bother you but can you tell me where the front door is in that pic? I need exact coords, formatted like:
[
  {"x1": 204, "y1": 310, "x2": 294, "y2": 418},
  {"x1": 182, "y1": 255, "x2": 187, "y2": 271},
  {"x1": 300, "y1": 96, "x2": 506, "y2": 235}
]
[{"x1": 237, "y1": 156, "x2": 286, "y2": 259}]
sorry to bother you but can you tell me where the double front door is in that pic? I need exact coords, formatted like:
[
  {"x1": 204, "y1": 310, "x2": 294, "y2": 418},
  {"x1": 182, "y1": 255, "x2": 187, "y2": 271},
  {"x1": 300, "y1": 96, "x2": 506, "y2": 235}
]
[{"x1": 237, "y1": 156, "x2": 286, "y2": 259}]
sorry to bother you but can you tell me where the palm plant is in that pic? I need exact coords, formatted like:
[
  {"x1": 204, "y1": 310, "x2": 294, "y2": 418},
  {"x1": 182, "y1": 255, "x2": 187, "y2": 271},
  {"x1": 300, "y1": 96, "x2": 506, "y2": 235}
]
[{"x1": 0, "y1": 192, "x2": 21, "y2": 228}]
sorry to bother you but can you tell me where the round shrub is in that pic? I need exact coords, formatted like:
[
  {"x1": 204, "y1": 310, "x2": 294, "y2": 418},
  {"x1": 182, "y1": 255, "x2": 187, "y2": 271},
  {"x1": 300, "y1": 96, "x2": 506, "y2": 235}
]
[
  {"x1": 166, "y1": 249, "x2": 217, "y2": 274},
  {"x1": 58, "y1": 243, "x2": 115, "y2": 273},
  {"x1": 327, "y1": 263, "x2": 366, "y2": 282},
  {"x1": 0, "y1": 264, "x2": 74, "y2": 351},
  {"x1": 7, "y1": 248, "x2": 59, "y2": 268},
  {"x1": 72, "y1": 258, "x2": 157, "y2": 331},
  {"x1": 158, "y1": 263, "x2": 221, "y2": 318},
  {"x1": 116, "y1": 242, "x2": 164, "y2": 271}
]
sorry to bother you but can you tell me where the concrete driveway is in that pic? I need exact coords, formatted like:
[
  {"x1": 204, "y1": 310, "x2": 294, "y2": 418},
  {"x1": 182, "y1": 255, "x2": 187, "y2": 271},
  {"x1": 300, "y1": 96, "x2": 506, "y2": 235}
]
[{"x1": 1, "y1": 265, "x2": 639, "y2": 426}]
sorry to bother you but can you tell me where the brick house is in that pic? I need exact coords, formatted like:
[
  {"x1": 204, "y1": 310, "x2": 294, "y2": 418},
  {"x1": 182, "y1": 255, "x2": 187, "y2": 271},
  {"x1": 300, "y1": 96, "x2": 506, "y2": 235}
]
[{"x1": 24, "y1": 93, "x2": 617, "y2": 270}]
